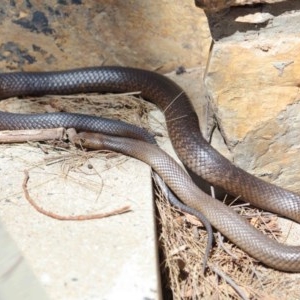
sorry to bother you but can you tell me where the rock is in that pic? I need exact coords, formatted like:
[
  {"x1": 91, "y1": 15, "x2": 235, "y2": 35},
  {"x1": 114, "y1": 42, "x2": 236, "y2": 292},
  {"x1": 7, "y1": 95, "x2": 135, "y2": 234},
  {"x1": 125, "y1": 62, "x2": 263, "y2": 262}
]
[
  {"x1": 195, "y1": 0, "x2": 287, "y2": 12},
  {"x1": 204, "y1": 1, "x2": 300, "y2": 40},
  {"x1": 205, "y1": 3, "x2": 300, "y2": 192},
  {"x1": 0, "y1": 0, "x2": 210, "y2": 73}
]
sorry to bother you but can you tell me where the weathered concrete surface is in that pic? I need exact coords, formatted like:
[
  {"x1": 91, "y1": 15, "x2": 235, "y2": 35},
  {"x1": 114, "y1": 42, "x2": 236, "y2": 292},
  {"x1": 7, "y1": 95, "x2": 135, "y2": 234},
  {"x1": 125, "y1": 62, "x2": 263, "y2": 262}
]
[
  {"x1": 0, "y1": 139, "x2": 159, "y2": 300},
  {"x1": 0, "y1": 221, "x2": 50, "y2": 300}
]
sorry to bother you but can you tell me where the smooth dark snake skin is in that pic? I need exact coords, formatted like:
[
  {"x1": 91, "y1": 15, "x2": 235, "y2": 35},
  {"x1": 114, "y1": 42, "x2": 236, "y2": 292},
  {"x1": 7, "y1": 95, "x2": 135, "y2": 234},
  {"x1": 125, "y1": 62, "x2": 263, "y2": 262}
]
[{"x1": 0, "y1": 67, "x2": 300, "y2": 271}]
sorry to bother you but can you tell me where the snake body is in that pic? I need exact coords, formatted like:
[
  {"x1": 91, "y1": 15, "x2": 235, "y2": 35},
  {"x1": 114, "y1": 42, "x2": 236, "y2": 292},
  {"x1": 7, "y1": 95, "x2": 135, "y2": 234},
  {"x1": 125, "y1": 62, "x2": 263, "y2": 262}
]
[
  {"x1": 0, "y1": 66, "x2": 300, "y2": 270},
  {"x1": 75, "y1": 132, "x2": 300, "y2": 272}
]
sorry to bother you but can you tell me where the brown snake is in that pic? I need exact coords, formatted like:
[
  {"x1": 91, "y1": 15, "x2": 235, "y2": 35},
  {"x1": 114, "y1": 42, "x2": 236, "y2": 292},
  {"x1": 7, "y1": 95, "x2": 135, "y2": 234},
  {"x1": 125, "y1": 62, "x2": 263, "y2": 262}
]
[
  {"x1": 74, "y1": 132, "x2": 300, "y2": 272},
  {"x1": 0, "y1": 66, "x2": 300, "y2": 271}
]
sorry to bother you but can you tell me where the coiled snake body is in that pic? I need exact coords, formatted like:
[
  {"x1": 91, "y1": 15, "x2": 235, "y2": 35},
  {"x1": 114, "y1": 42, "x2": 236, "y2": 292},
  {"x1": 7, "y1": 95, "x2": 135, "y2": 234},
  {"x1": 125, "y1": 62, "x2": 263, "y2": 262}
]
[{"x1": 0, "y1": 67, "x2": 300, "y2": 271}]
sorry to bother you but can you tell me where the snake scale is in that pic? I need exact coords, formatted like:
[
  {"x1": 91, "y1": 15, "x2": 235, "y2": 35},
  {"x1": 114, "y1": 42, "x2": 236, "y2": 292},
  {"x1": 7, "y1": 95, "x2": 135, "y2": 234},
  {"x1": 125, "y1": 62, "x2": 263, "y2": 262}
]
[{"x1": 0, "y1": 66, "x2": 300, "y2": 271}]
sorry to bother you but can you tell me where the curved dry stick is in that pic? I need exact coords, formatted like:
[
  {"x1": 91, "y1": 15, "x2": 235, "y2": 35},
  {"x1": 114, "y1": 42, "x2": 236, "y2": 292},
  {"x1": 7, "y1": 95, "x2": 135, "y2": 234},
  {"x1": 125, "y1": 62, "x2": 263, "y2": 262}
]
[{"x1": 22, "y1": 169, "x2": 131, "y2": 221}]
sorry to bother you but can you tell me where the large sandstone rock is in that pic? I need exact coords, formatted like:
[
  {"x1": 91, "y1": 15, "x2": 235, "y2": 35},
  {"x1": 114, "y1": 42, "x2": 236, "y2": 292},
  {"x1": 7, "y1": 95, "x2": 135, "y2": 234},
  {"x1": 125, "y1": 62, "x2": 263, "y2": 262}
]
[
  {"x1": 0, "y1": 0, "x2": 210, "y2": 73},
  {"x1": 205, "y1": 3, "x2": 300, "y2": 192}
]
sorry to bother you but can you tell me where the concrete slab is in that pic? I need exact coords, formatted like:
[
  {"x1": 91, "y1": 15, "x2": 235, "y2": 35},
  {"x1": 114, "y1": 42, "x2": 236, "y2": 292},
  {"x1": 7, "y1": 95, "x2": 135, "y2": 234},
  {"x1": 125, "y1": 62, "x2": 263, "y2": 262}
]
[
  {"x1": 0, "y1": 141, "x2": 161, "y2": 299},
  {"x1": 0, "y1": 219, "x2": 50, "y2": 300}
]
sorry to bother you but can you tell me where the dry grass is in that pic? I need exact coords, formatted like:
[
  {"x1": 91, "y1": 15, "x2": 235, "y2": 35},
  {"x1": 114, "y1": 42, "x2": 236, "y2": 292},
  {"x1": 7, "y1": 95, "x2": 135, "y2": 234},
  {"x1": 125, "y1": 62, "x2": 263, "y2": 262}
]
[{"x1": 155, "y1": 183, "x2": 300, "y2": 299}]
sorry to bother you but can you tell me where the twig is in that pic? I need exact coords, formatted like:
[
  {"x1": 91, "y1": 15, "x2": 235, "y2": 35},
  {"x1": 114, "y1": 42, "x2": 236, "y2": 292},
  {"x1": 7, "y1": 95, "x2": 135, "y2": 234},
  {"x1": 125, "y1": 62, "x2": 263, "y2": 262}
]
[
  {"x1": 22, "y1": 169, "x2": 131, "y2": 221},
  {"x1": 283, "y1": 220, "x2": 294, "y2": 244},
  {"x1": 209, "y1": 265, "x2": 249, "y2": 300},
  {"x1": 217, "y1": 232, "x2": 239, "y2": 260},
  {"x1": 163, "y1": 91, "x2": 184, "y2": 114},
  {"x1": 0, "y1": 128, "x2": 65, "y2": 143}
]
